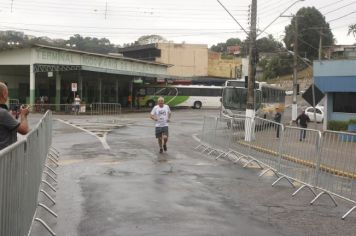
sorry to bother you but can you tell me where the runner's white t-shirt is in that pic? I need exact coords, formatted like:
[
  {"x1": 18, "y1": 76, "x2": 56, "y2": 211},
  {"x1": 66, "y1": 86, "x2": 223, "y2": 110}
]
[
  {"x1": 151, "y1": 104, "x2": 171, "y2": 127},
  {"x1": 74, "y1": 97, "x2": 81, "y2": 105}
]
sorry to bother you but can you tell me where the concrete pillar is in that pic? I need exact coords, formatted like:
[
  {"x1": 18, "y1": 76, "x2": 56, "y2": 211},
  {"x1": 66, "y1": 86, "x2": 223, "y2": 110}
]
[
  {"x1": 78, "y1": 73, "x2": 83, "y2": 98},
  {"x1": 99, "y1": 77, "x2": 102, "y2": 103},
  {"x1": 116, "y1": 79, "x2": 119, "y2": 103},
  {"x1": 56, "y1": 72, "x2": 61, "y2": 111},
  {"x1": 29, "y1": 64, "x2": 35, "y2": 106}
]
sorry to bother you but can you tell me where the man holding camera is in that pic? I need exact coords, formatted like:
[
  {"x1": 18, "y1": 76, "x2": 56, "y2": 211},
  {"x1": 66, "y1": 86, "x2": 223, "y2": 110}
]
[{"x1": 0, "y1": 82, "x2": 29, "y2": 150}]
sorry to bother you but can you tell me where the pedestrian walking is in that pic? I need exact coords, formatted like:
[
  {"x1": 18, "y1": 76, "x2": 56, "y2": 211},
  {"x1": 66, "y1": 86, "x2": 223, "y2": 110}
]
[
  {"x1": 274, "y1": 107, "x2": 282, "y2": 138},
  {"x1": 150, "y1": 97, "x2": 171, "y2": 153},
  {"x1": 0, "y1": 82, "x2": 29, "y2": 150},
  {"x1": 74, "y1": 94, "x2": 81, "y2": 115},
  {"x1": 296, "y1": 110, "x2": 310, "y2": 141}
]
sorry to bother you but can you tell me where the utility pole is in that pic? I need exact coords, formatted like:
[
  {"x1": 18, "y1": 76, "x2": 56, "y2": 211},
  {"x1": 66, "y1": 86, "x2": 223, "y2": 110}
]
[
  {"x1": 292, "y1": 16, "x2": 299, "y2": 121},
  {"x1": 245, "y1": 0, "x2": 257, "y2": 141},
  {"x1": 318, "y1": 28, "x2": 323, "y2": 60}
]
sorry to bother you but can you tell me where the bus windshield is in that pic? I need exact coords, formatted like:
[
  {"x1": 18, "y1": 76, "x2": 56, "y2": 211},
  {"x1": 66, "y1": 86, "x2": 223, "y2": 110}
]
[{"x1": 222, "y1": 87, "x2": 261, "y2": 110}]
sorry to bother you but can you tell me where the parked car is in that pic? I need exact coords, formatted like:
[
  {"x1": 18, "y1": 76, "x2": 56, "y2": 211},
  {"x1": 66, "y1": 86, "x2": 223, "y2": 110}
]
[
  {"x1": 305, "y1": 106, "x2": 324, "y2": 123},
  {"x1": 285, "y1": 90, "x2": 293, "y2": 95}
]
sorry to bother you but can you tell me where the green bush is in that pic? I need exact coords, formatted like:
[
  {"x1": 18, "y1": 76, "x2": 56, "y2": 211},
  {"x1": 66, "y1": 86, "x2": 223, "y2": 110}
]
[
  {"x1": 328, "y1": 120, "x2": 349, "y2": 131},
  {"x1": 348, "y1": 119, "x2": 356, "y2": 125}
]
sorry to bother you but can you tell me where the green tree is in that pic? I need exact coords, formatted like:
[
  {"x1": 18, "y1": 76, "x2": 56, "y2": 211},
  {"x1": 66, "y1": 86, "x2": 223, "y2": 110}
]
[
  {"x1": 66, "y1": 34, "x2": 117, "y2": 54},
  {"x1": 284, "y1": 7, "x2": 334, "y2": 60},
  {"x1": 256, "y1": 35, "x2": 283, "y2": 53},
  {"x1": 210, "y1": 37, "x2": 242, "y2": 53},
  {"x1": 348, "y1": 24, "x2": 356, "y2": 39},
  {"x1": 210, "y1": 42, "x2": 227, "y2": 53},
  {"x1": 226, "y1": 38, "x2": 242, "y2": 46},
  {"x1": 259, "y1": 53, "x2": 293, "y2": 80},
  {"x1": 135, "y1": 35, "x2": 166, "y2": 45}
]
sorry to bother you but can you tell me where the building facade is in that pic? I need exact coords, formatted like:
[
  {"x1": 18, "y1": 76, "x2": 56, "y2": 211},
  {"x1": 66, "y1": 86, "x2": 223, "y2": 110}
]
[
  {"x1": 208, "y1": 52, "x2": 242, "y2": 79},
  {"x1": 119, "y1": 43, "x2": 243, "y2": 83},
  {"x1": 0, "y1": 45, "x2": 169, "y2": 106},
  {"x1": 314, "y1": 60, "x2": 356, "y2": 130},
  {"x1": 118, "y1": 42, "x2": 208, "y2": 77}
]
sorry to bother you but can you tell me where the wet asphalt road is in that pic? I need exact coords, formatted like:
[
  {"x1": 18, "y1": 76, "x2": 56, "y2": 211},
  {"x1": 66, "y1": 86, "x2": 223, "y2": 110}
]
[{"x1": 31, "y1": 109, "x2": 356, "y2": 236}]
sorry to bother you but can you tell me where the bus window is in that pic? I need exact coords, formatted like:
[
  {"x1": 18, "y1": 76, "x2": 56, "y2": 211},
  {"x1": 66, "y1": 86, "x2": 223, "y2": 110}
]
[
  {"x1": 146, "y1": 87, "x2": 155, "y2": 96},
  {"x1": 155, "y1": 88, "x2": 167, "y2": 96},
  {"x1": 139, "y1": 88, "x2": 146, "y2": 96},
  {"x1": 166, "y1": 88, "x2": 178, "y2": 96}
]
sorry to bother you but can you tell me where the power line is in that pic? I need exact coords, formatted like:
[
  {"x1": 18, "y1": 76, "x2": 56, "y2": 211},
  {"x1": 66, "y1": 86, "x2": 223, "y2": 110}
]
[
  {"x1": 216, "y1": 0, "x2": 249, "y2": 36},
  {"x1": 0, "y1": 21, "x2": 240, "y2": 31},
  {"x1": 328, "y1": 10, "x2": 356, "y2": 22},
  {"x1": 317, "y1": 0, "x2": 347, "y2": 10},
  {"x1": 323, "y1": 1, "x2": 356, "y2": 15}
]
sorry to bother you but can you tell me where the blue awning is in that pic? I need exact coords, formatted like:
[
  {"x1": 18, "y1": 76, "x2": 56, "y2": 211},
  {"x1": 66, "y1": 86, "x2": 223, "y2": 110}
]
[{"x1": 314, "y1": 76, "x2": 356, "y2": 92}]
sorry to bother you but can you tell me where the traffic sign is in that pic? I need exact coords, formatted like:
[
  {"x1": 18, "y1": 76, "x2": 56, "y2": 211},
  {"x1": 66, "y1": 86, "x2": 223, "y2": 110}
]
[
  {"x1": 302, "y1": 84, "x2": 324, "y2": 106},
  {"x1": 71, "y1": 83, "x2": 77, "y2": 92}
]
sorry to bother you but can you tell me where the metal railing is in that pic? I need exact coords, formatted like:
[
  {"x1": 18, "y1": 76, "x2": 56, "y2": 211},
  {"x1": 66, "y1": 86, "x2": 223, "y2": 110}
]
[
  {"x1": 90, "y1": 103, "x2": 121, "y2": 116},
  {"x1": 195, "y1": 115, "x2": 356, "y2": 219},
  {"x1": 28, "y1": 102, "x2": 122, "y2": 116},
  {"x1": 0, "y1": 111, "x2": 58, "y2": 236}
]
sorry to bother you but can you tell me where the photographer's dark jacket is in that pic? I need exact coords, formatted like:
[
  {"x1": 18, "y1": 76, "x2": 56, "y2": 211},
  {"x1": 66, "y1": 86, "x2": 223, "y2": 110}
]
[{"x1": 0, "y1": 104, "x2": 20, "y2": 150}]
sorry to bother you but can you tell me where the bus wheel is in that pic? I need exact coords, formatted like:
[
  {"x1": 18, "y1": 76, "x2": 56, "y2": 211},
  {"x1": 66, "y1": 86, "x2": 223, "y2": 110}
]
[
  {"x1": 193, "y1": 101, "x2": 202, "y2": 109},
  {"x1": 147, "y1": 100, "x2": 155, "y2": 108}
]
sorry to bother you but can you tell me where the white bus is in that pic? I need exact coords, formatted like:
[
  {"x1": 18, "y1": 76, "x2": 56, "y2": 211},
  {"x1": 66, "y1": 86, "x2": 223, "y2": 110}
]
[
  {"x1": 137, "y1": 84, "x2": 223, "y2": 109},
  {"x1": 221, "y1": 80, "x2": 285, "y2": 119}
]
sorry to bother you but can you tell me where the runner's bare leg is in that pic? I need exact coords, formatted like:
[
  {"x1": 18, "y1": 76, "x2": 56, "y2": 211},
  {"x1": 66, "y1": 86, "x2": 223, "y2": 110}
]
[{"x1": 158, "y1": 134, "x2": 163, "y2": 149}]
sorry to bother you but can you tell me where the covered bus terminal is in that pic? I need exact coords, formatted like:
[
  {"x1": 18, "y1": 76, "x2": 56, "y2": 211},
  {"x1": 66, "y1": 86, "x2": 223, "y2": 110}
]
[{"x1": 0, "y1": 44, "x2": 170, "y2": 108}]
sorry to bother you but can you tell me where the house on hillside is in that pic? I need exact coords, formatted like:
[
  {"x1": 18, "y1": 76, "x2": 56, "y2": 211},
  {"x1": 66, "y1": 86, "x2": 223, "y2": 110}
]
[{"x1": 327, "y1": 45, "x2": 356, "y2": 59}]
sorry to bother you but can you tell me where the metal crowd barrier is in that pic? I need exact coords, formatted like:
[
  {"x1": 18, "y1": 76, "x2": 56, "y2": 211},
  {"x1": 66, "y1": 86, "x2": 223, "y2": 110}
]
[
  {"x1": 226, "y1": 116, "x2": 251, "y2": 164},
  {"x1": 274, "y1": 126, "x2": 322, "y2": 197},
  {"x1": 0, "y1": 111, "x2": 58, "y2": 236},
  {"x1": 9, "y1": 98, "x2": 20, "y2": 109},
  {"x1": 198, "y1": 116, "x2": 218, "y2": 154},
  {"x1": 90, "y1": 103, "x2": 122, "y2": 116},
  {"x1": 248, "y1": 117, "x2": 284, "y2": 175},
  {"x1": 195, "y1": 115, "x2": 356, "y2": 219},
  {"x1": 29, "y1": 103, "x2": 122, "y2": 116},
  {"x1": 210, "y1": 116, "x2": 232, "y2": 157},
  {"x1": 316, "y1": 131, "x2": 356, "y2": 219}
]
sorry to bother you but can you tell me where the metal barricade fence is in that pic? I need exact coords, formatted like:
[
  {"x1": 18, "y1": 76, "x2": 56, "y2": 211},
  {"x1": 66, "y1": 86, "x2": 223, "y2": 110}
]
[
  {"x1": 195, "y1": 116, "x2": 209, "y2": 150},
  {"x1": 210, "y1": 116, "x2": 233, "y2": 156},
  {"x1": 32, "y1": 103, "x2": 73, "y2": 114},
  {"x1": 0, "y1": 111, "x2": 53, "y2": 236},
  {"x1": 200, "y1": 116, "x2": 218, "y2": 153},
  {"x1": 9, "y1": 99, "x2": 20, "y2": 110},
  {"x1": 249, "y1": 117, "x2": 284, "y2": 175},
  {"x1": 0, "y1": 140, "x2": 27, "y2": 236},
  {"x1": 91, "y1": 103, "x2": 121, "y2": 116},
  {"x1": 195, "y1": 114, "x2": 356, "y2": 219},
  {"x1": 274, "y1": 126, "x2": 322, "y2": 193},
  {"x1": 315, "y1": 131, "x2": 356, "y2": 219},
  {"x1": 226, "y1": 116, "x2": 251, "y2": 162},
  {"x1": 30, "y1": 103, "x2": 121, "y2": 116}
]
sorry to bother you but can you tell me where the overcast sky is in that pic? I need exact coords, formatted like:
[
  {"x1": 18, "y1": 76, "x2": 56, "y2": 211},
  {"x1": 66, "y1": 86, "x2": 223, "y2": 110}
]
[{"x1": 0, "y1": 0, "x2": 355, "y2": 46}]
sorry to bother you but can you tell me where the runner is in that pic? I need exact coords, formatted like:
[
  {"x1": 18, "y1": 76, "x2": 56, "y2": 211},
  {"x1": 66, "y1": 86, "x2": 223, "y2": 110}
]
[{"x1": 150, "y1": 97, "x2": 171, "y2": 153}]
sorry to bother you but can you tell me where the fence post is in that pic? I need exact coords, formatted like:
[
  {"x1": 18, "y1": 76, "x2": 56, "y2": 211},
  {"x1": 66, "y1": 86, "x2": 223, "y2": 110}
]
[{"x1": 313, "y1": 131, "x2": 323, "y2": 188}]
